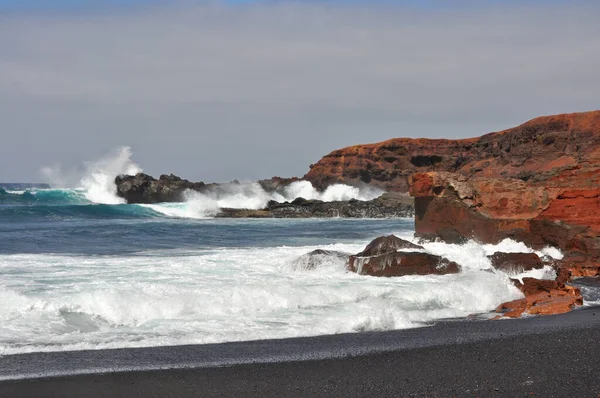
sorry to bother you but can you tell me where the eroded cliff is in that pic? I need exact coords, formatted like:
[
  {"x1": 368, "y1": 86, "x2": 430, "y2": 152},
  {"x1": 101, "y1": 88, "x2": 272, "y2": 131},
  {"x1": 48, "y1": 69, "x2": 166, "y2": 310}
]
[{"x1": 304, "y1": 110, "x2": 600, "y2": 192}]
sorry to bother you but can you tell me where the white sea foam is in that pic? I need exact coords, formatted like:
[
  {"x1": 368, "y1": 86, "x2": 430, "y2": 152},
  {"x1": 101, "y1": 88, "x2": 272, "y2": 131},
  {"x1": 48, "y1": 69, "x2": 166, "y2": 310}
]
[
  {"x1": 146, "y1": 181, "x2": 384, "y2": 218},
  {"x1": 0, "y1": 237, "x2": 561, "y2": 355}
]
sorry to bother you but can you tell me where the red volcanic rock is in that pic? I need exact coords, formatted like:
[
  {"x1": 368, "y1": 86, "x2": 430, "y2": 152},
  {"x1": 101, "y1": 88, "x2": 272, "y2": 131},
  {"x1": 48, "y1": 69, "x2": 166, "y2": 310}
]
[
  {"x1": 304, "y1": 110, "x2": 600, "y2": 316},
  {"x1": 348, "y1": 251, "x2": 459, "y2": 277},
  {"x1": 355, "y1": 235, "x2": 423, "y2": 257},
  {"x1": 348, "y1": 236, "x2": 458, "y2": 277},
  {"x1": 488, "y1": 252, "x2": 543, "y2": 274},
  {"x1": 304, "y1": 110, "x2": 600, "y2": 192},
  {"x1": 496, "y1": 277, "x2": 583, "y2": 318},
  {"x1": 409, "y1": 171, "x2": 600, "y2": 259},
  {"x1": 554, "y1": 253, "x2": 600, "y2": 281}
]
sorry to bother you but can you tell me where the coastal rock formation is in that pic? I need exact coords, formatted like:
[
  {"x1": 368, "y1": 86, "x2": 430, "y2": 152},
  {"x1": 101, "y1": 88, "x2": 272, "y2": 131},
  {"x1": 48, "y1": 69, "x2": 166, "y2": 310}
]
[
  {"x1": 115, "y1": 173, "x2": 206, "y2": 204},
  {"x1": 348, "y1": 235, "x2": 460, "y2": 277},
  {"x1": 395, "y1": 110, "x2": 600, "y2": 316},
  {"x1": 488, "y1": 252, "x2": 543, "y2": 274},
  {"x1": 115, "y1": 173, "x2": 414, "y2": 218},
  {"x1": 409, "y1": 171, "x2": 600, "y2": 259},
  {"x1": 495, "y1": 277, "x2": 583, "y2": 318},
  {"x1": 304, "y1": 110, "x2": 600, "y2": 192},
  {"x1": 354, "y1": 235, "x2": 423, "y2": 256},
  {"x1": 348, "y1": 251, "x2": 460, "y2": 277},
  {"x1": 217, "y1": 192, "x2": 414, "y2": 218}
]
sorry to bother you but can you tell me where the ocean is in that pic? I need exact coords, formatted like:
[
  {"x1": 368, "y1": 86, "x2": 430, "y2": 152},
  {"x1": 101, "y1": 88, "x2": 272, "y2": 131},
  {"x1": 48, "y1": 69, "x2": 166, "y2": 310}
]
[{"x1": 0, "y1": 149, "x2": 562, "y2": 355}]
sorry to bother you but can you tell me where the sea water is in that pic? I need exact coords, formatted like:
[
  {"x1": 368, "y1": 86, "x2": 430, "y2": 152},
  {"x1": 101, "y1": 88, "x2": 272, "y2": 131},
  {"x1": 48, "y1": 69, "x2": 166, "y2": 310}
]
[{"x1": 0, "y1": 147, "x2": 562, "y2": 355}]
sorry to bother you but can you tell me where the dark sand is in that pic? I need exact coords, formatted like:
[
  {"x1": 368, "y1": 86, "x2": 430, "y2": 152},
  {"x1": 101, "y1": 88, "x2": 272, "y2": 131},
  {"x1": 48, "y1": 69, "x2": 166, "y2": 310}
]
[{"x1": 1, "y1": 307, "x2": 600, "y2": 397}]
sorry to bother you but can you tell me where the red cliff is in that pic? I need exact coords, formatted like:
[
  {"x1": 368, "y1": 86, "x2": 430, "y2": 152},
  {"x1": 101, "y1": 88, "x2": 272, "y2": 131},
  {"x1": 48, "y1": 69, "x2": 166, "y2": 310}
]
[
  {"x1": 304, "y1": 110, "x2": 600, "y2": 192},
  {"x1": 306, "y1": 110, "x2": 600, "y2": 317}
]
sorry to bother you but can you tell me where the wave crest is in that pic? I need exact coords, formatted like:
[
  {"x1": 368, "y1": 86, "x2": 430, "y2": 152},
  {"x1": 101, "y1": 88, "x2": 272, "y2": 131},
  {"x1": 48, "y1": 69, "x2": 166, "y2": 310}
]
[{"x1": 41, "y1": 146, "x2": 141, "y2": 205}]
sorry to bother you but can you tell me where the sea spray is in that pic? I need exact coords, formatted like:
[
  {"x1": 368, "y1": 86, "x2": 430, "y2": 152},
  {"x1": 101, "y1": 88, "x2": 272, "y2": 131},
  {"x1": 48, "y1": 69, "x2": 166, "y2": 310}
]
[
  {"x1": 146, "y1": 181, "x2": 384, "y2": 218},
  {"x1": 38, "y1": 146, "x2": 380, "y2": 212},
  {"x1": 41, "y1": 146, "x2": 141, "y2": 205}
]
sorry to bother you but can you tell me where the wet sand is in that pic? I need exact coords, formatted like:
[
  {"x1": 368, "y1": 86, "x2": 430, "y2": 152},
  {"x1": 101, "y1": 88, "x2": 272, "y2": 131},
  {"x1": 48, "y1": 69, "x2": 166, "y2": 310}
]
[{"x1": 1, "y1": 307, "x2": 600, "y2": 397}]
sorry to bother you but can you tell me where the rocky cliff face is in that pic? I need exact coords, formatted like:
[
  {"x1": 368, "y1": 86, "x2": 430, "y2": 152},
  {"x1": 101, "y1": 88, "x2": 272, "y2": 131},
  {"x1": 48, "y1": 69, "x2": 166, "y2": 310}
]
[
  {"x1": 304, "y1": 111, "x2": 600, "y2": 192},
  {"x1": 401, "y1": 110, "x2": 600, "y2": 317},
  {"x1": 409, "y1": 171, "x2": 600, "y2": 257},
  {"x1": 304, "y1": 109, "x2": 600, "y2": 317}
]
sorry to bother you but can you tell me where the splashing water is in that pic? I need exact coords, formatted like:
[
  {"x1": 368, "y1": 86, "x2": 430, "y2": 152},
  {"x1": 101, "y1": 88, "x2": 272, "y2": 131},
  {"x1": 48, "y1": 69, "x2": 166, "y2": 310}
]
[
  {"x1": 80, "y1": 147, "x2": 142, "y2": 204},
  {"x1": 40, "y1": 147, "x2": 380, "y2": 211},
  {"x1": 41, "y1": 146, "x2": 142, "y2": 205},
  {"x1": 146, "y1": 181, "x2": 384, "y2": 218}
]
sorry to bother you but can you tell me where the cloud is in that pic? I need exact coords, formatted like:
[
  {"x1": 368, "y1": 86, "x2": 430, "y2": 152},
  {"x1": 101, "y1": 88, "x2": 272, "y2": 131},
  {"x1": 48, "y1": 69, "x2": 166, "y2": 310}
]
[{"x1": 0, "y1": 1, "x2": 599, "y2": 182}]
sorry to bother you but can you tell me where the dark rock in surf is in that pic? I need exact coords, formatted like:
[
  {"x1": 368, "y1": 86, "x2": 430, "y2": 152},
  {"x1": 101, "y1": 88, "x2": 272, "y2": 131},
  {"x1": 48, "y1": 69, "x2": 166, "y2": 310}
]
[
  {"x1": 115, "y1": 173, "x2": 415, "y2": 217},
  {"x1": 258, "y1": 192, "x2": 414, "y2": 218},
  {"x1": 355, "y1": 235, "x2": 423, "y2": 257},
  {"x1": 347, "y1": 235, "x2": 459, "y2": 277},
  {"x1": 348, "y1": 251, "x2": 460, "y2": 277},
  {"x1": 488, "y1": 252, "x2": 543, "y2": 274},
  {"x1": 115, "y1": 173, "x2": 205, "y2": 204}
]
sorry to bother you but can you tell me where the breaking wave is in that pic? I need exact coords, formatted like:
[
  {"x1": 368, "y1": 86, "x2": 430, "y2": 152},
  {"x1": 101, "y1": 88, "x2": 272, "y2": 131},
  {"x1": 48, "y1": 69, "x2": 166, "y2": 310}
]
[
  {"x1": 41, "y1": 146, "x2": 142, "y2": 205},
  {"x1": 145, "y1": 181, "x2": 384, "y2": 219},
  {"x1": 1, "y1": 146, "x2": 384, "y2": 220},
  {"x1": 0, "y1": 236, "x2": 566, "y2": 355}
]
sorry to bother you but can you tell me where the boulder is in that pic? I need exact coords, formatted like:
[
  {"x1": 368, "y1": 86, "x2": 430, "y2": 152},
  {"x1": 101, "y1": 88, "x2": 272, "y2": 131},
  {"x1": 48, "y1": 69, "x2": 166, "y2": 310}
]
[
  {"x1": 488, "y1": 252, "x2": 543, "y2": 274},
  {"x1": 348, "y1": 251, "x2": 459, "y2": 277},
  {"x1": 348, "y1": 235, "x2": 458, "y2": 277},
  {"x1": 554, "y1": 253, "x2": 600, "y2": 280},
  {"x1": 355, "y1": 235, "x2": 423, "y2": 257},
  {"x1": 115, "y1": 173, "x2": 205, "y2": 204},
  {"x1": 495, "y1": 277, "x2": 583, "y2": 318}
]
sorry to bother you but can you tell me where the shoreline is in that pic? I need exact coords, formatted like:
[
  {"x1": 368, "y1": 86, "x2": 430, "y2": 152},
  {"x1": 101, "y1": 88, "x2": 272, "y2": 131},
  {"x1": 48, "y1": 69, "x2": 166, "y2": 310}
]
[{"x1": 2, "y1": 306, "x2": 600, "y2": 396}]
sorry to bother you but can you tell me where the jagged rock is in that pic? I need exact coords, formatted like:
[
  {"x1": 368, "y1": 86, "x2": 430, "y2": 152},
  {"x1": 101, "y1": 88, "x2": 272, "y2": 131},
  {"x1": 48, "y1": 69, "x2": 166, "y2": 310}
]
[
  {"x1": 348, "y1": 251, "x2": 460, "y2": 277},
  {"x1": 304, "y1": 110, "x2": 600, "y2": 192},
  {"x1": 216, "y1": 194, "x2": 414, "y2": 218},
  {"x1": 355, "y1": 235, "x2": 423, "y2": 257},
  {"x1": 409, "y1": 171, "x2": 600, "y2": 258},
  {"x1": 488, "y1": 252, "x2": 543, "y2": 274},
  {"x1": 347, "y1": 235, "x2": 459, "y2": 277},
  {"x1": 257, "y1": 176, "x2": 300, "y2": 193},
  {"x1": 495, "y1": 277, "x2": 583, "y2": 318},
  {"x1": 115, "y1": 173, "x2": 206, "y2": 204}
]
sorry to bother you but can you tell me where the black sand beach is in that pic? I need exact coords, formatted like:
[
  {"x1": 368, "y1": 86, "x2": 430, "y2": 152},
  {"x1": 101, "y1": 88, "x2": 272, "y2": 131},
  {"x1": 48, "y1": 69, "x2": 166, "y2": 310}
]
[{"x1": 1, "y1": 307, "x2": 600, "y2": 397}]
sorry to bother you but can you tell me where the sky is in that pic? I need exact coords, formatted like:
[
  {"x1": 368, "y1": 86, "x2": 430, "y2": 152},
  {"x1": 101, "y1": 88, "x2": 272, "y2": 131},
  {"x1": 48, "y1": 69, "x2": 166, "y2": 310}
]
[{"x1": 1, "y1": 1, "x2": 599, "y2": 183}]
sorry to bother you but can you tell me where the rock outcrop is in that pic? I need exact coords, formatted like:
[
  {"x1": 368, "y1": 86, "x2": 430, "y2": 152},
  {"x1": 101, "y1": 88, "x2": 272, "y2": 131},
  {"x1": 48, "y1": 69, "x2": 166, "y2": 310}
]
[
  {"x1": 304, "y1": 110, "x2": 600, "y2": 192},
  {"x1": 409, "y1": 171, "x2": 600, "y2": 258},
  {"x1": 488, "y1": 252, "x2": 543, "y2": 274},
  {"x1": 115, "y1": 173, "x2": 206, "y2": 204},
  {"x1": 115, "y1": 174, "x2": 414, "y2": 218},
  {"x1": 397, "y1": 110, "x2": 600, "y2": 317},
  {"x1": 495, "y1": 277, "x2": 583, "y2": 318},
  {"x1": 347, "y1": 235, "x2": 460, "y2": 277},
  {"x1": 354, "y1": 235, "x2": 423, "y2": 256},
  {"x1": 216, "y1": 193, "x2": 414, "y2": 218}
]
